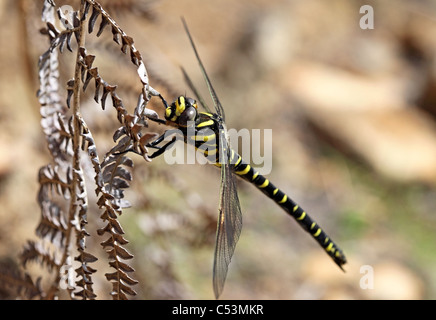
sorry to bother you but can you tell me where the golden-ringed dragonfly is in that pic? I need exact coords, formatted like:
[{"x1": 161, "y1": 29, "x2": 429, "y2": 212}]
[{"x1": 146, "y1": 19, "x2": 347, "y2": 299}]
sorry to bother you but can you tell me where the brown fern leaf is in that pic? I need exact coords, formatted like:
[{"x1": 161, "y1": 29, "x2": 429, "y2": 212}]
[
  {"x1": 38, "y1": 3, "x2": 74, "y2": 160},
  {"x1": 37, "y1": 164, "x2": 72, "y2": 247},
  {"x1": 76, "y1": 46, "x2": 160, "y2": 161},
  {"x1": 97, "y1": 0, "x2": 157, "y2": 21},
  {"x1": 21, "y1": 0, "x2": 72, "y2": 300},
  {"x1": 27, "y1": 1, "x2": 99, "y2": 300},
  {"x1": 72, "y1": 177, "x2": 98, "y2": 300},
  {"x1": 39, "y1": 20, "x2": 77, "y2": 64},
  {"x1": 97, "y1": 195, "x2": 138, "y2": 299},
  {"x1": 78, "y1": 116, "x2": 138, "y2": 299},
  {"x1": 27, "y1": 0, "x2": 169, "y2": 300},
  {"x1": 0, "y1": 259, "x2": 43, "y2": 299},
  {"x1": 96, "y1": 149, "x2": 138, "y2": 299},
  {"x1": 69, "y1": 2, "x2": 165, "y2": 164},
  {"x1": 101, "y1": 154, "x2": 133, "y2": 209},
  {"x1": 82, "y1": 0, "x2": 163, "y2": 105},
  {"x1": 74, "y1": 247, "x2": 98, "y2": 300},
  {"x1": 21, "y1": 240, "x2": 61, "y2": 273},
  {"x1": 65, "y1": 117, "x2": 103, "y2": 300},
  {"x1": 97, "y1": 152, "x2": 138, "y2": 299}
]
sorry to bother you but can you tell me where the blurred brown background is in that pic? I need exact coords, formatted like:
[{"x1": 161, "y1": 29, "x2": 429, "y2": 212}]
[{"x1": 1, "y1": 0, "x2": 436, "y2": 299}]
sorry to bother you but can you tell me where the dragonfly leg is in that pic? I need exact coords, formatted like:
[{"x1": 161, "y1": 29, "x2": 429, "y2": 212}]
[
  {"x1": 148, "y1": 117, "x2": 166, "y2": 125},
  {"x1": 140, "y1": 93, "x2": 169, "y2": 125},
  {"x1": 146, "y1": 129, "x2": 181, "y2": 159},
  {"x1": 158, "y1": 93, "x2": 170, "y2": 109},
  {"x1": 113, "y1": 127, "x2": 179, "y2": 158},
  {"x1": 147, "y1": 94, "x2": 168, "y2": 125},
  {"x1": 147, "y1": 136, "x2": 177, "y2": 158}
]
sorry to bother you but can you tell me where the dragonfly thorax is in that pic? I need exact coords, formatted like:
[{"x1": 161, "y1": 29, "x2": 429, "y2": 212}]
[{"x1": 165, "y1": 95, "x2": 198, "y2": 127}]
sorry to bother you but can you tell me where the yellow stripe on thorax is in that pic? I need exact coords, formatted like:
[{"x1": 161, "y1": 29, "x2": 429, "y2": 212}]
[
  {"x1": 191, "y1": 133, "x2": 216, "y2": 142},
  {"x1": 203, "y1": 148, "x2": 218, "y2": 156},
  {"x1": 197, "y1": 119, "x2": 214, "y2": 128},
  {"x1": 200, "y1": 112, "x2": 213, "y2": 117},
  {"x1": 197, "y1": 120, "x2": 214, "y2": 128}
]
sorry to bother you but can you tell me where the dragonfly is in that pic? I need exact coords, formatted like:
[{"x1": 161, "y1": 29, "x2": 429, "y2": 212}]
[{"x1": 145, "y1": 18, "x2": 347, "y2": 299}]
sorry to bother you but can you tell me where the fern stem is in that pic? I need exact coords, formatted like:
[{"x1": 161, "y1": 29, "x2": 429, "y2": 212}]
[
  {"x1": 46, "y1": 0, "x2": 88, "y2": 299},
  {"x1": 72, "y1": 0, "x2": 87, "y2": 118},
  {"x1": 67, "y1": 0, "x2": 89, "y2": 293}
]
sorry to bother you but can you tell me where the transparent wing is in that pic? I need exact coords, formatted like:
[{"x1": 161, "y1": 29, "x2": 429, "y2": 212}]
[
  {"x1": 182, "y1": 17, "x2": 226, "y2": 121},
  {"x1": 182, "y1": 17, "x2": 242, "y2": 299},
  {"x1": 180, "y1": 67, "x2": 213, "y2": 114},
  {"x1": 212, "y1": 126, "x2": 243, "y2": 299}
]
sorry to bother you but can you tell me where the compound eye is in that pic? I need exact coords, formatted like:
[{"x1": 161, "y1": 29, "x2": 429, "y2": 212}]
[
  {"x1": 186, "y1": 97, "x2": 197, "y2": 109},
  {"x1": 178, "y1": 106, "x2": 197, "y2": 126}
]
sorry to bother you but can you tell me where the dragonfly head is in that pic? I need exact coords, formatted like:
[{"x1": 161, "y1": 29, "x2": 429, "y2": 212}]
[{"x1": 165, "y1": 96, "x2": 198, "y2": 127}]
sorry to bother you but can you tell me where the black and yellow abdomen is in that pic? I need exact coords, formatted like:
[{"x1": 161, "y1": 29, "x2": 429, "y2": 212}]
[
  {"x1": 174, "y1": 109, "x2": 346, "y2": 269},
  {"x1": 229, "y1": 151, "x2": 347, "y2": 268}
]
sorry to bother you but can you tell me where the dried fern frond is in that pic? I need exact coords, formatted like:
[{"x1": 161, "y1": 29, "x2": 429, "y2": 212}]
[
  {"x1": 19, "y1": 0, "x2": 170, "y2": 300},
  {"x1": 37, "y1": 164, "x2": 70, "y2": 246},
  {"x1": 24, "y1": 1, "x2": 81, "y2": 300},
  {"x1": 97, "y1": 0, "x2": 157, "y2": 20},
  {"x1": 80, "y1": 116, "x2": 138, "y2": 299}
]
